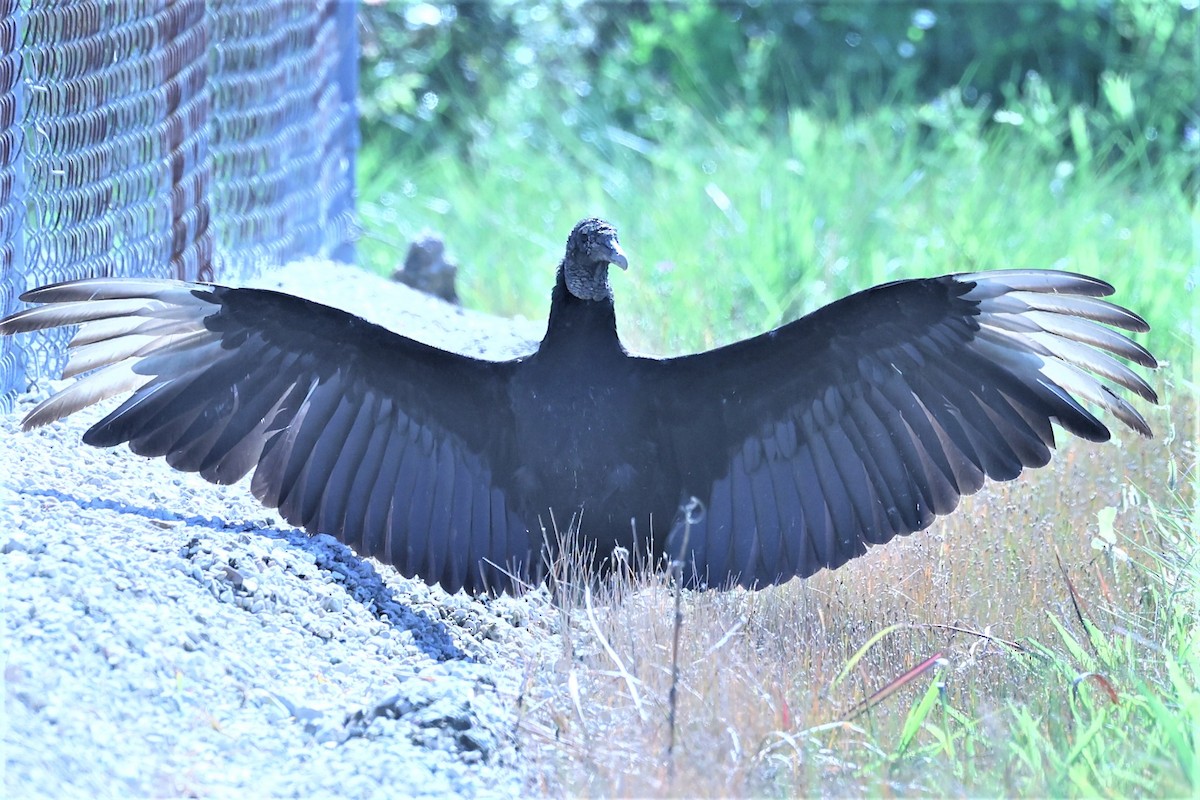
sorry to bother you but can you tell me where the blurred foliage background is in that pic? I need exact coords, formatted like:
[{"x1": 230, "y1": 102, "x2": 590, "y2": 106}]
[
  {"x1": 360, "y1": 0, "x2": 1196, "y2": 173},
  {"x1": 355, "y1": 1, "x2": 1196, "y2": 363}
]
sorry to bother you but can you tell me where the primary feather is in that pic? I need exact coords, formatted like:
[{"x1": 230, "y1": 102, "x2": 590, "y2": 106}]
[{"x1": 0, "y1": 218, "x2": 1157, "y2": 593}]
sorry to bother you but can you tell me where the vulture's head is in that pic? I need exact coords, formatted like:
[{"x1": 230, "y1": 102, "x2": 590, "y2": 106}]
[{"x1": 561, "y1": 218, "x2": 628, "y2": 301}]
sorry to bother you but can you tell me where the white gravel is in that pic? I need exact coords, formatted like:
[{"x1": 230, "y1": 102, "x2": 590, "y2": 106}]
[{"x1": 2, "y1": 262, "x2": 561, "y2": 798}]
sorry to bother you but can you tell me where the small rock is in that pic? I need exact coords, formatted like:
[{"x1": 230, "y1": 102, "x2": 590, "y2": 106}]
[{"x1": 392, "y1": 232, "x2": 460, "y2": 304}]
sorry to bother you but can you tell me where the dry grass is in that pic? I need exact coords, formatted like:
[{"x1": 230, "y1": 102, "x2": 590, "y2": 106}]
[{"x1": 514, "y1": 377, "x2": 1196, "y2": 797}]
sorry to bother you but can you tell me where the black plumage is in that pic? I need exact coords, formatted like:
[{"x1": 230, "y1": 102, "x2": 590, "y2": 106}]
[{"x1": 0, "y1": 218, "x2": 1158, "y2": 593}]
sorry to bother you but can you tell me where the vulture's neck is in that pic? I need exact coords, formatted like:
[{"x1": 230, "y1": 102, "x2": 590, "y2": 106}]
[{"x1": 541, "y1": 271, "x2": 623, "y2": 356}]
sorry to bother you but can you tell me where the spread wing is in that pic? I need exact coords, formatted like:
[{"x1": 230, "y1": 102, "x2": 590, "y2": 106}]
[
  {"x1": 0, "y1": 278, "x2": 534, "y2": 594},
  {"x1": 647, "y1": 270, "x2": 1157, "y2": 588}
]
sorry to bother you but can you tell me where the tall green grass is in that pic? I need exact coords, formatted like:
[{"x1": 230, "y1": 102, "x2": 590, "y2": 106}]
[{"x1": 358, "y1": 100, "x2": 1193, "y2": 366}]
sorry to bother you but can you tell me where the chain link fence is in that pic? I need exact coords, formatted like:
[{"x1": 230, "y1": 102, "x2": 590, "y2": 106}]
[{"x1": 0, "y1": 0, "x2": 358, "y2": 413}]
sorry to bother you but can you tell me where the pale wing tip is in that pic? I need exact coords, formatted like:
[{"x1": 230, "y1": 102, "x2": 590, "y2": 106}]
[
  {"x1": 20, "y1": 413, "x2": 47, "y2": 431},
  {"x1": 1127, "y1": 341, "x2": 1158, "y2": 369},
  {"x1": 0, "y1": 306, "x2": 41, "y2": 335},
  {"x1": 958, "y1": 269, "x2": 1116, "y2": 298},
  {"x1": 21, "y1": 398, "x2": 66, "y2": 431},
  {"x1": 1120, "y1": 405, "x2": 1155, "y2": 438},
  {"x1": 1126, "y1": 313, "x2": 1151, "y2": 335},
  {"x1": 19, "y1": 277, "x2": 196, "y2": 304}
]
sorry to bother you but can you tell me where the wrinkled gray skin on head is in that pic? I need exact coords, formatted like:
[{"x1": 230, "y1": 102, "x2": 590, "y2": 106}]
[{"x1": 560, "y1": 218, "x2": 629, "y2": 302}]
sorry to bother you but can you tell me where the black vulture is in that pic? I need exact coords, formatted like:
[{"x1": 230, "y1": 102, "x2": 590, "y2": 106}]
[{"x1": 0, "y1": 218, "x2": 1158, "y2": 594}]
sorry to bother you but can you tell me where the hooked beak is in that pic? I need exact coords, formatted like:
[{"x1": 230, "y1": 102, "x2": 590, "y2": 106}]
[{"x1": 606, "y1": 239, "x2": 629, "y2": 271}]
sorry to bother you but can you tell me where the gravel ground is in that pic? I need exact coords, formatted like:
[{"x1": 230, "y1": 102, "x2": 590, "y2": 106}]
[{"x1": 2, "y1": 262, "x2": 562, "y2": 799}]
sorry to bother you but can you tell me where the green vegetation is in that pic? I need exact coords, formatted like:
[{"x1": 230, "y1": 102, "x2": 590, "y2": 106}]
[
  {"x1": 359, "y1": 98, "x2": 1192, "y2": 362},
  {"x1": 360, "y1": 1, "x2": 1197, "y2": 176},
  {"x1": 356, "y1": 2, "x2": 1196, "y2": 795},
  {"x1": 358, "y1": 2, "x2": 1194, "y2": 364}
]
